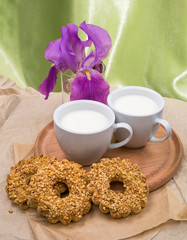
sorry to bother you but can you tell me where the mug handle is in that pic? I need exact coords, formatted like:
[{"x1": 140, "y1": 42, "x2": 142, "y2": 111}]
[
  {"x1": 149, "y1": 118, "x2": 172, "y2": 142},
  {"x1": 109, "y1": 123, "x2": 133, "y2": 149}
]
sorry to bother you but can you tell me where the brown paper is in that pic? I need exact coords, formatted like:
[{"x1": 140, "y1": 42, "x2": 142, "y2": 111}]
[
  {"x1": 1, "y1": 77, "x2": 187, "y2": 240},
  {"x1": 12, "y1": 142, "x2": 187, "y2": 240}
]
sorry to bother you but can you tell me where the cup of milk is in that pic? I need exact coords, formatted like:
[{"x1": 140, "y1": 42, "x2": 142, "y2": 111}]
[
  {"x1": 107, "y1": 86, "x2": 172, "y2": 148},
  {"x1": 53, "y1": 100, "x2": 133, "y2": 165}
]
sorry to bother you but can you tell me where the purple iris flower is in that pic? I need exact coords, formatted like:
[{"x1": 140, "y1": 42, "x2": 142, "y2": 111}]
[{"x1": 39, "y1": 21, "x2": 112, "y2": 103}]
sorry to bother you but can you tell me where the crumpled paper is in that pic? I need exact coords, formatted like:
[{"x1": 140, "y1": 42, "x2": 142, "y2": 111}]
[
  {"x1": 0, "y1": 76, "x2": 187, "y2": 240},
  {"x1": 12, "y1": 142, "x2": 187, "y2": 240}
]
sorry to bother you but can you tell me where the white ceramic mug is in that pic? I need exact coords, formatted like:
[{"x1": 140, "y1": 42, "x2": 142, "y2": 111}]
[
  {"x1": 53, "y1": 100, "x2": 133, "y2": 165},
  {"x1": 107, "y1": 86, "x2": 172, "y2": 148}
]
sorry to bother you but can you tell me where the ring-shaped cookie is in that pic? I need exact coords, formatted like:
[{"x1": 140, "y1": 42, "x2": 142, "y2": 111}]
[
  {"x1": 87, "y1": 157, "x2": 149, "y2": 218},
  {"x1": 6, "y1": 154, "x2": 67, "y2": 209},
  {"x1": 28, "y1": 160, "x2": 91, "y2": 225}
]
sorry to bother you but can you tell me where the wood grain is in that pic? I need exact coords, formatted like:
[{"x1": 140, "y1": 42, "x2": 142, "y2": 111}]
[{"x1": 34, "y1": 121, "x2": 183, "y2": 192}]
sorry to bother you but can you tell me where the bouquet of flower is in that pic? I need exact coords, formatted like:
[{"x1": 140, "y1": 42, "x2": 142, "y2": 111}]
[{"x1": 39, "y1": 21, "x2": 112, "y2": 104}]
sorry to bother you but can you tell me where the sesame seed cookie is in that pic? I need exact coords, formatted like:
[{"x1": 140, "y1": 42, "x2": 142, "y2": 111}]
[
  {"x1": 6, "y1": 154, "x2": 66, "y2": 209},
  {"x1": 28, "y1": 160, "x2": 91, "y2": 225},
  {"x1": 87, "y1": 157, "x2": 149, "y2": 218}
]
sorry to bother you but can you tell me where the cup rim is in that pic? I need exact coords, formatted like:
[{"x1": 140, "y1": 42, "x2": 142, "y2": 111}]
[
  {"x1": 53, "y1": 100, "x2": 115, "y2": 135},
  {"x1": 107, "y1": 86, "x2": 164, "y2": 117}
]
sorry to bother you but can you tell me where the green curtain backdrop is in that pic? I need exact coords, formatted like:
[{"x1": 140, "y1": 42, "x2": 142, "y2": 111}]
[{"x1": 0, "y1": 0, "x2": 187, "y2": 101}]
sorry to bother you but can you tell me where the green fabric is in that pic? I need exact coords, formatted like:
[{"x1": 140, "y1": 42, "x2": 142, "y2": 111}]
[{"x1": 0, "y1": 0, "x2": 187, "y2": 101}]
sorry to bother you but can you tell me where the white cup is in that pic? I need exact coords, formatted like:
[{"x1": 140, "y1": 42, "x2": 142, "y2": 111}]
[
  {"x1": 107, "y1": 86, "x2": 172, "y2": 148},
  {"x1": 53, "y1": 100, "x2": 133, "y2": 165}
]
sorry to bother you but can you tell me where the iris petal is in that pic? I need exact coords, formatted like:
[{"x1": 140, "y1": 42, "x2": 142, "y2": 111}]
[
  {"x1": 45, "y1": 38, "x2": 65, "y2": 71},
  {"x1": 59, "y1": 26, "x2": 78, "y2": 72},
  {"x1": 80, "y1": 21, "x2": 112, "y2": 67},
  {"x1": 81, "y1": 50, "x2": 95, "y2": 68},
  {"x1": 39, "y1": 66, "x2": 59, "y2": 99},
  {"x1": 45, "y1": 28, "x2": 78, "y2": 72},
  {"x1": 70, "y1": 68, "x2": 110, "y2": 104},
  {"x1": 65, "y1": 23, "x2": 92, "y2": 66}
]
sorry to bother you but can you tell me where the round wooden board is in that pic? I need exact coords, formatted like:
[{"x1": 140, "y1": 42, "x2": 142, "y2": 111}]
[{"x1": 34, "y1": 121, "x2": 183, "y2": 192}]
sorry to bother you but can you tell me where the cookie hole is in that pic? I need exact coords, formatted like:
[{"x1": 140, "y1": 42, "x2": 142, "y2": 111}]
[
  {"x1": 60, "y1": 188, "x2": 69, "y2": 198},
  {"x1": 110, "y1": 181, "x2": 126, "y2": 193},
  {"x1": 53, "y1": 182, "x2": 69, "y2": 198}
]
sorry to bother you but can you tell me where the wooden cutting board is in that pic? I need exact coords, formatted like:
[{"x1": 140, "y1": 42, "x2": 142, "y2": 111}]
[{"x1": 34, "y1": 121, "x2": 183, "y2": 192}]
